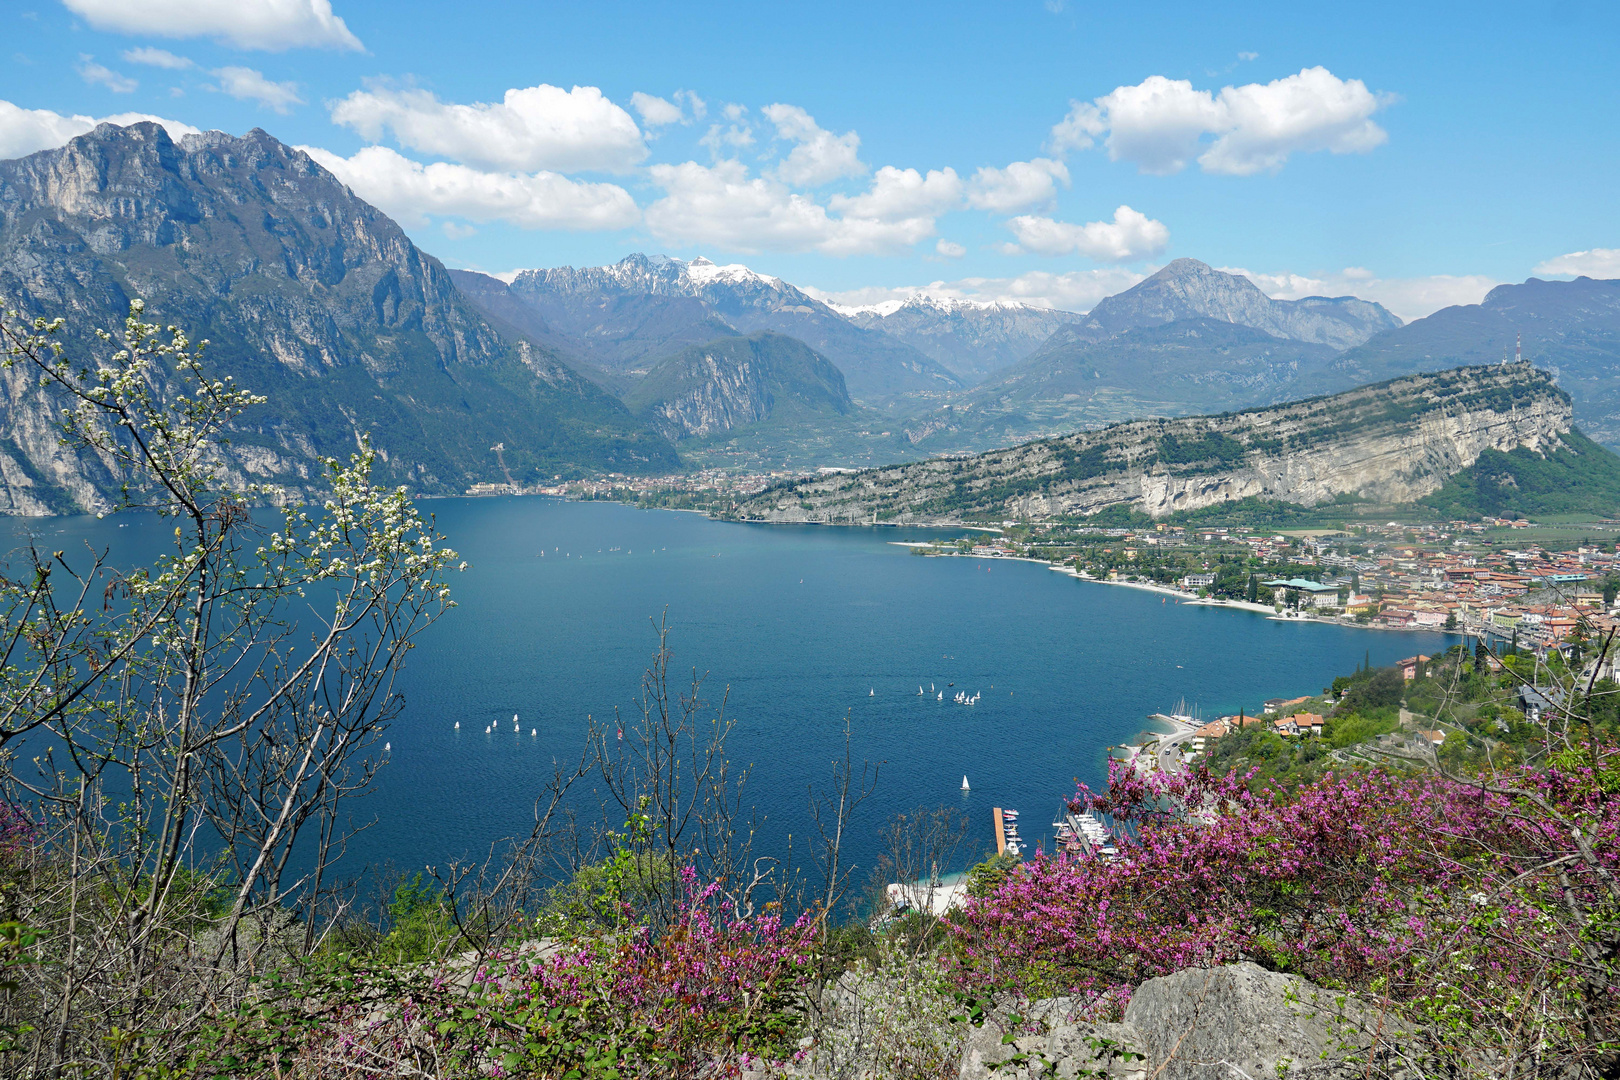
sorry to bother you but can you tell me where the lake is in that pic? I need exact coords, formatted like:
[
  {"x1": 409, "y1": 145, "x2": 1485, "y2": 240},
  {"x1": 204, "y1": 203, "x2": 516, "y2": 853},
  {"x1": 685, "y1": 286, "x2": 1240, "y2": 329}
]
[{"x1": 0, "y1": 497, "x2": 1455, "y2": 889}]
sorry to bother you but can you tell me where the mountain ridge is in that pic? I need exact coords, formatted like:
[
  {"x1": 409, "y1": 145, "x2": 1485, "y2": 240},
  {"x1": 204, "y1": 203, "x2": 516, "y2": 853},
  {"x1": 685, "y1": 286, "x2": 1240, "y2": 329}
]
[
  {"x1": 731, "y1": 363, "x2": 1578, "y2": 524},
  {"x1": 457, "y1": 255, "x2": 962, "y2": 405},
  {"x1": 0, "y1": 122, "x2": 677, "y2": 513},
  {"x1": 624, "y1": 332, "x2": 852, "y2": 440}
]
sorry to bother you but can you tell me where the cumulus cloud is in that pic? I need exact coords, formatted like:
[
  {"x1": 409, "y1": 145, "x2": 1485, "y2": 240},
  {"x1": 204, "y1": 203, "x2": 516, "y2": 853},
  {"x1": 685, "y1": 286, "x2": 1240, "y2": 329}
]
[
  {"x1": 211, "y1": 66, "x2": 302, "y2": 112},
  {"x1": 965, "y1": 157, "x2": 1069, "y2": 213},
  {"x1": 62, "y1": 0, "x2": 363, "y2": 51},
  {"x1": 122, "y1": 47, "x2": 194, "y2": 69},
  {"x1": 0, "y1": 99, "x2": 198, "y2": 159},
  {"x1": 1534, "y1": 248, "x2": 1620, "y2": 279},
  {"x1": 644, "y1": 159, "x2": 933, "y2": 256},
  {"x1": 330, "y1": 82, "x2": 647, "y2": 173},
  {"x1": 1003, "y1": 205, "x2": 1169, "y2": 261},
  {"x1": 77, "y1": 56, "x2": 138, "y2": 93},
  {"x1": 630, "y1": 91, "x2": 706, "y2": 136},
  {"x1": 699, "y1": 104, "x2": 754, "y2": 154},
  {"x1": 827, "y1": 165, "x2": 962, "y2": 220},
  {"x1": 803, "y1": 267, "x2": 1146, "y2": 314},
  {"x1": 935, "y1": 239, "x2": 966, "y2": 258},
  {"x1": 301, "y1": 144, "x2": 640, "y2": 231},
  {"x1": 630, "y1": 92, "x2": 683, "y2": 127},
  {"x1": 761, "y1": 103, "x2": 864, "y2": 186},
  {"x1": 1222, "y1": 264, "x2": 1498, "y2": 321},
  {"x1": 1050, "y1": 67, "x2": 1389, "y2": 176}
]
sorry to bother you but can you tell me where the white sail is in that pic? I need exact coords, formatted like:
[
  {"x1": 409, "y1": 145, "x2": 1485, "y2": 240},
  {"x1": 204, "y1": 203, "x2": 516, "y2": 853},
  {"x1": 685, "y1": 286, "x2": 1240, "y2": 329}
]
[{"x1": 961, "y1": 775, "x2": 970, "y2": 790}]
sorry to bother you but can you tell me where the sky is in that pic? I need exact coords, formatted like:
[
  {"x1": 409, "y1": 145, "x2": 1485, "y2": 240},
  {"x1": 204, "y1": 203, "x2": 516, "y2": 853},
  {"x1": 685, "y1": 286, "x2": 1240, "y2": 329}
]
[{"x1": 2, "y1": 0, "x2": 1617, "y2": 321}]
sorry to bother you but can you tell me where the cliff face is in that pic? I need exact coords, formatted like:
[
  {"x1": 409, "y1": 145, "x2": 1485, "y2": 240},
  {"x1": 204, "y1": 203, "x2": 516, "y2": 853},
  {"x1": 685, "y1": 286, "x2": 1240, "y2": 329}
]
[
  {"x1": 732, "y1": 363, "x2": 1572, "y2": 523},
  {"x1": 624, "y1": 332, "x2": 851, "y2": 440},
  {"x1": 0, "y1": 122, "x2": 675, "y2": 514}
]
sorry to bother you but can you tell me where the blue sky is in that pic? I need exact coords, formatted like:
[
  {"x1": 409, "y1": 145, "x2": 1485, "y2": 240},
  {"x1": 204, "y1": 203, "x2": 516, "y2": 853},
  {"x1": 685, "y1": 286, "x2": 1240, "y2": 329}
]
[{"x1": 3, "y1": 0, "x2": 1617, "y2": 318}]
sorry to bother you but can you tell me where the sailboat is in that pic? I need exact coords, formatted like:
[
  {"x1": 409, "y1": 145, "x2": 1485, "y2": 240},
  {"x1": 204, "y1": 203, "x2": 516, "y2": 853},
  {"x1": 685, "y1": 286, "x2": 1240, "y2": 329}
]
[
  {"x1": 938, "y1": 691, "x2": 943, "y2": 701},
  {"x1": 961, "y1": 775, "x2": 970, "y2": 791},
  {"x1": 869, "y1": 688, "x2": 874, "y2": 696}
]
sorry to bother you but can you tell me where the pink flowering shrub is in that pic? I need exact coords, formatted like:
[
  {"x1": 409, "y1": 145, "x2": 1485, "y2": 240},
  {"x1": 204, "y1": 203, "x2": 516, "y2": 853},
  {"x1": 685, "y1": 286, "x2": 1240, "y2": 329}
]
[
  {"x1": 949, "y1": 753, "x2": 1620, "y2": 1057},
  {"x1": 206, "y1": 869, "x2": 818, "y2": 1079}
]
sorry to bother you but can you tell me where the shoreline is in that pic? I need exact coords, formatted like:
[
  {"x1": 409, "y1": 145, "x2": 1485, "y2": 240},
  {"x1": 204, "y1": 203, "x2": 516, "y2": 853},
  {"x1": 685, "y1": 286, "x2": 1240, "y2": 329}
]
[{"x1": 915, "y1": 548, "x2": 1461, "y2": 639}]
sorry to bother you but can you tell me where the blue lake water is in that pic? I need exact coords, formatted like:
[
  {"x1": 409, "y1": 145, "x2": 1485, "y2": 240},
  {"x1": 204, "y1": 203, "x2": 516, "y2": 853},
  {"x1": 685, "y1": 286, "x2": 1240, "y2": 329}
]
[{"x1": 0, "y1": 497, "x2": 1455, "y2": 887}]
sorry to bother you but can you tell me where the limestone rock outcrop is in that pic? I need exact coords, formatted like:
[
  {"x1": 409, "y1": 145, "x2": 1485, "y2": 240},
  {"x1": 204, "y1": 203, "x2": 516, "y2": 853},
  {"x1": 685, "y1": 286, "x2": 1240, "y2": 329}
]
[
  {"x1": 959, "y1": 962, "x2": 1418, "y2": 1080},
  {"x1": 733, "y1": 363, "x2": 1571, "y2": 524}
]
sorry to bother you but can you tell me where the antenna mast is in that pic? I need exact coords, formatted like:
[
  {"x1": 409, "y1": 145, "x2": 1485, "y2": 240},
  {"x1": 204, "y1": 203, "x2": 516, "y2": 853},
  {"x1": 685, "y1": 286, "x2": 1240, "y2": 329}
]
[{"x1": 1516, "y1": 333, "x2": 1522, "y2": 364}]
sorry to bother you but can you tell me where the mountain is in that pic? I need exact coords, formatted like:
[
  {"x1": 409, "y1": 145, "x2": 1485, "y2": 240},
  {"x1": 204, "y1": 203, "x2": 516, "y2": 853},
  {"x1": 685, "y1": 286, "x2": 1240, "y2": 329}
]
[
  {"x1": 731, "y1": 363, "x2": 1583, "y2": 524},
  {"x1": 0, "y1": 123, "x2": 677, "y2": 513},
  {"x1": 1073, "y1": 259, "x2": 1402, "y2": 348},
  {"x1": 454, "y1": 255, "x2": 962, "y2": 406},
  {"x1": 624, "y1": 332, "x2": 851, "y2": 439},
  {"x1": 831, "y1": 295, "x2": 1082, "y2": 384},
  {"x1": 906, "y1": 318, "x2": 1347, "y2": 452},
  {"x1": 1331, "y1": 275, "x2": 1620, "y2": 449}
]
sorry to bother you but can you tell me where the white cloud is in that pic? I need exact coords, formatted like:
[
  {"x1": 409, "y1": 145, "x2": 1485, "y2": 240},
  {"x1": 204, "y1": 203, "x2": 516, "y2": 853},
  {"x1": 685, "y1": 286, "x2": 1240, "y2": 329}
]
[
  {"x1": 827, "y1": 165, "x2": 962, "y2": 220},
  {"x1": 301, "y1": 144, "x2": 640, "y2": 231},
  {"x1": 935, "y1": 239, "x2": 966, "y2": 258},
  {"x1": 211, "y1": 66, "x2": 302, "y2": 112},
  {"x1": 965, "y1": 157, "x2": 1069, "y2": 213},
  {"x1": 122, "y1": 47, "x2": 193, "y2": 69},
  {"x1": 441, "y1": 221, "x2": 476, "y2": 240},
  {"x1": 699, "y1": 109, "x2": 754, "y2": 154},
  {"x1": 630, "y1": 92, "x2": 683, "y2": 127},
  {"x1": 644, "y1": 159, "x2": 933, "y2": 256},
  {"x1": 1003, "y1": 205, "x2": 1169, "y2": 261},
  {"x1": 1049, "y1": 67, "x2": 1389, "y2": 176},
  {"x1": 761, "y1": 103, "x2": 865, "y2": 186},
  {"x1": 1238, "y1": 51, "x2": 1260, "y2": 62},
  {"x1": 77, "y1": 56, "x2": 138, "y2": 93},
  {"x1": 804, "y1": 267, "x2": 1146, "y2": 314},
  {"x1": 62, "y1": 0, "x2": 363, "y2": 51},
  {"x1": 330, "y1": 82, "x2": 647, "y2": 174},
  {"x1": 1534, "y1": 248, "x2": 1620, "y2": 279},
  {"x1": 0, "y1": 99, "x2": 198, "y2": 159},
  {"x1": 631, "y1": 90, "x2": 705, "y2": 134},
  {"x1": 1221, "y1": 264, "x2": 1499, "y2": 321}
]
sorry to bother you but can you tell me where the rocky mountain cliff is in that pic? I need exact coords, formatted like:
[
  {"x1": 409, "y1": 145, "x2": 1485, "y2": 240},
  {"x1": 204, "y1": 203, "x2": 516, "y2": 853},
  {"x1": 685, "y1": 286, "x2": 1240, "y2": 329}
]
[
  {"x1": 1334, "y1": 274, "x2": 1620, "y2": 449},
  {"x1": 908, "y1": 318, "x2": 1349, "y2": 453},
  {"x1": 1073, "y1": 259, "x2": 1402, "y2": 348},
  {"x1": 456, "y1": 255, "x2": 961, "y2": 406},
  {"x1": 0, "y1": 123, "x2": 676, "y2": 513},
  {"x1": 732, "y1": 363, "x2": 1573, "y2": 523},
  {"x1": 832, "y1": 295, "x2": 1081, "y2": 384},
  {"x1": 624, "y1": 332, "x2": 851, "y2": 439}
]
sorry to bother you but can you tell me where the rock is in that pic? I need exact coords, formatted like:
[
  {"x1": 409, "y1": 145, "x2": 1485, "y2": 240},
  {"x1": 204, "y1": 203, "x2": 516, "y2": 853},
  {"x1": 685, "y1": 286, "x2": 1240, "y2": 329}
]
[
  {"x1": 736, "y1": 362, "x2": 1571, "y2": 524},
  {"x1": 1119, "y1": 962, "x2": 1404, "y2": 1079},
  {"x1": 959, "y1": 964, "x2": 1415, "y2": 1080}
]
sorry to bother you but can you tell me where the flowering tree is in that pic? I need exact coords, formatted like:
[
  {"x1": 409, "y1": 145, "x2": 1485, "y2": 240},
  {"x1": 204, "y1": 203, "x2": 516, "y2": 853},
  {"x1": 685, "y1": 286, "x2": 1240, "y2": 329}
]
[
  {"x1": 0, "y1": 301, "x2": 461, "y2": 1074},
  {"x1": 949, "y1": 750, "x2": 1620, "y2": 1074}
]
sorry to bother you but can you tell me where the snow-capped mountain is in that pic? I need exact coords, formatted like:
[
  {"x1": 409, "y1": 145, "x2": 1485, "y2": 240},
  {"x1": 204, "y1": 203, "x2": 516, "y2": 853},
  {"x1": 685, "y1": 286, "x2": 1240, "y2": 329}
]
[
  {"x1": 453, "y1": 254, "x2": 960, "y2": 404},
  {"x1": 833, "y1": 294, "x2": 1084, "y2": 383}
]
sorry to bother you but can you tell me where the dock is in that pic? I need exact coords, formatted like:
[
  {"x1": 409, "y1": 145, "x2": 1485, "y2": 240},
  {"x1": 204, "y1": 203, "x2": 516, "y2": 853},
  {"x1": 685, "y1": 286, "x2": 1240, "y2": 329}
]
[{"x1": 993, "y1": 807, "x2": 1006, "y2": 855}]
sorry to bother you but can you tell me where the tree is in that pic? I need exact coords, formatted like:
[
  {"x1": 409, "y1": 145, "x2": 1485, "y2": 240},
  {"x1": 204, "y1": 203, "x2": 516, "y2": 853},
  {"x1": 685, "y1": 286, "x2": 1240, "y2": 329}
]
[
  {"x1": 1445, "y1": 612, "x2": 1458, "y2": 631},
  {"x1": 0, "y1": 300, "x2": 462, "y2": 1072},
  {"x1": 1246, "y1": 574, "x2": 1258, "y2": 603}
]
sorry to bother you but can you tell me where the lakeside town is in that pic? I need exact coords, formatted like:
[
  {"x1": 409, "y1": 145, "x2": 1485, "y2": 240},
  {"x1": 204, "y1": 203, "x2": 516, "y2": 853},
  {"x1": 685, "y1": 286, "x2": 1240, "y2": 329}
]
[{"x1": 474, "y1": 471, "x2": 1620, "y2": 663}]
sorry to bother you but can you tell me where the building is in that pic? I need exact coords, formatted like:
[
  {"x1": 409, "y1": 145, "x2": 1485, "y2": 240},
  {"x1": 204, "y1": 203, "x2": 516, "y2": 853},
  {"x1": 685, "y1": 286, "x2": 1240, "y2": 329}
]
[
  {"x1": 1396, "y1": 655, "x2": 1431, "y2": 680},
  {"x1": 1182, "y1": 573, "x2": 1216, "y2": 590}
]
